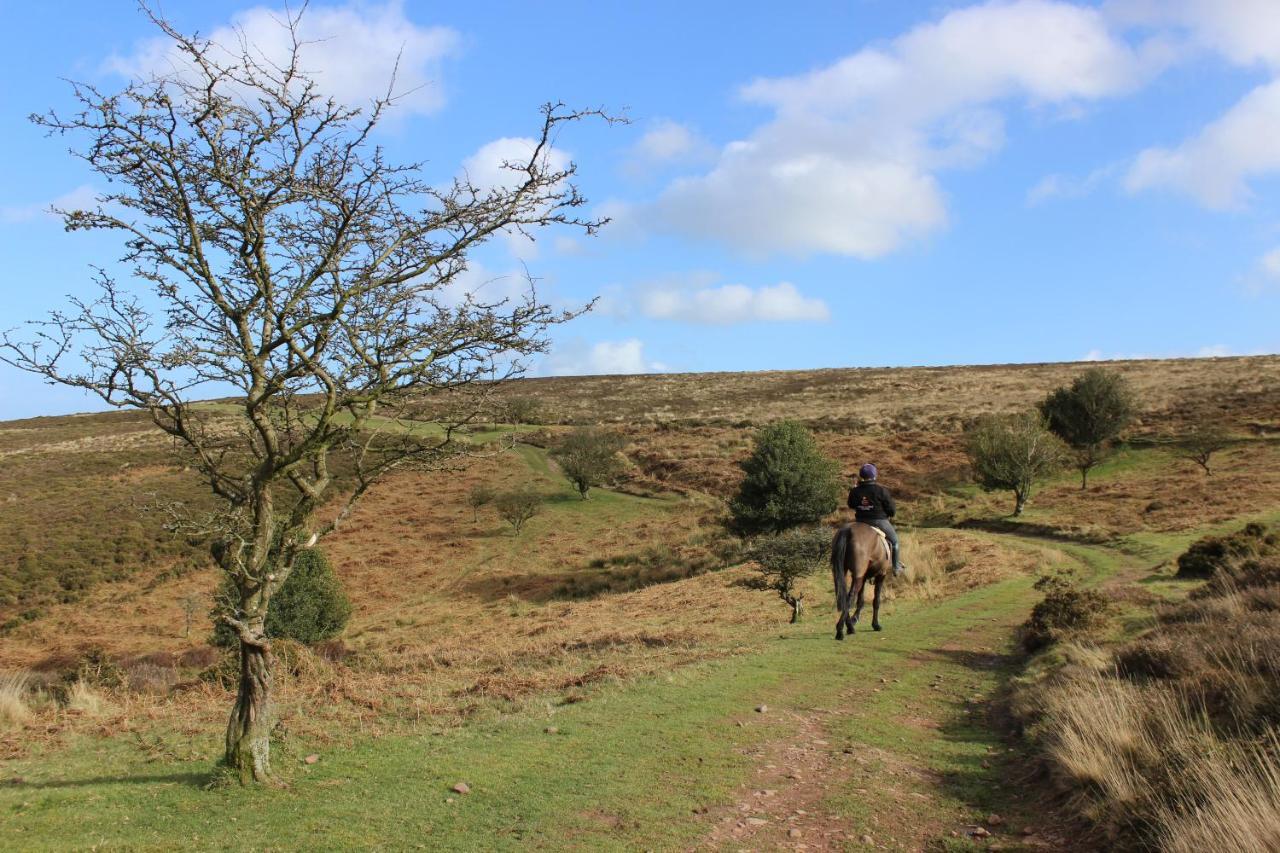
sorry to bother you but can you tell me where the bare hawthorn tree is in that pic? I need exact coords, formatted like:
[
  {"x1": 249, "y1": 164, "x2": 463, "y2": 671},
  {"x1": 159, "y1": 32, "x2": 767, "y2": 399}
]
[{"x1": 2, "y1": 9, "x2": 613, "y2": 784}]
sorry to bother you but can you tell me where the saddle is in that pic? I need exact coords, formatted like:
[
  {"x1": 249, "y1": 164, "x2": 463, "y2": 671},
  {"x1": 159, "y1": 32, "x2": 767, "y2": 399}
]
[{"x1": 856, "y1": 522, "x2": 892, "y2": 563}]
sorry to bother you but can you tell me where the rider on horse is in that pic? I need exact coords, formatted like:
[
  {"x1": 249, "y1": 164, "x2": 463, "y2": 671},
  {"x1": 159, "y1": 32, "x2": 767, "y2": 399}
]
[{"x1": 848, "y1": 463, "x2": 904, "y2": 576}]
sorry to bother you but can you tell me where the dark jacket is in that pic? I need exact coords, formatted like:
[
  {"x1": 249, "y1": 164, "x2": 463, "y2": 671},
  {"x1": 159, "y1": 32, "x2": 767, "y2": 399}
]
[{"x1": 848, "y1": 482, "x2": 896, "y2": 522}]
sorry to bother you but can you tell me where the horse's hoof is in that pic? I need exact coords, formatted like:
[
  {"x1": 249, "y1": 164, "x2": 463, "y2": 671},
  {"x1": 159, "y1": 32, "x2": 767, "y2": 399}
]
[
  {"x1": 873, "y1": 623, "x2": 883, "y2": 632},
  {"x1": 835, "y1": 632, "x2": 844, "y2": 641}
]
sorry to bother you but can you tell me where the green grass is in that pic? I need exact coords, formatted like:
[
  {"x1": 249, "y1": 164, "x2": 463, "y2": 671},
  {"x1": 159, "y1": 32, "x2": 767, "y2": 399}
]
[{"x1": 0, "y1": 573, "x2": 1056, "y2": 851}]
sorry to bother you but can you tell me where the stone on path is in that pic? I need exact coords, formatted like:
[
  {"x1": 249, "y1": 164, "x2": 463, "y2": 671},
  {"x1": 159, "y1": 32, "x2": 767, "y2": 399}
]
[
  {"x1": 303, "y1": 754, "x2": 319, "y2": 765},
  {"x1": 452, "y1": 782, "x2": 471, "y2": 795},
  {"x1": 755, "y1": 704, "x2": 768, "y2": 713}
]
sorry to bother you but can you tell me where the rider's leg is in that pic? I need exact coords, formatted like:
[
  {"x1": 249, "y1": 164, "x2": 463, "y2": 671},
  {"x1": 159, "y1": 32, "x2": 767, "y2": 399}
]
[{"x1": 873, "y1": 519, "x2": 904, "y2": 576}]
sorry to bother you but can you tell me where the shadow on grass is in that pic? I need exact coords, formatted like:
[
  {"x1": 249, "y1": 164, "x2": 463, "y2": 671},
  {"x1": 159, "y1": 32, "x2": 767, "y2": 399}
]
[{"x1": 12, "y1": 770, "x2": 212, "y2": 790}]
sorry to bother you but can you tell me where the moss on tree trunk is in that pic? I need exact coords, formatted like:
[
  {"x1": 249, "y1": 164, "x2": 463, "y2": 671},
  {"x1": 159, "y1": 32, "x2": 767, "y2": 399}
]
[{"x1": 225, "y1": 625, "x2": 274, "y2": 784}]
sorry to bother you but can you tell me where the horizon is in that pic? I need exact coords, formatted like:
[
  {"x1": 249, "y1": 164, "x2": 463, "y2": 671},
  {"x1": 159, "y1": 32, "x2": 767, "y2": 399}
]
[{"x1": 4, "y1": 1, "x2": 1280, "y2": 420}]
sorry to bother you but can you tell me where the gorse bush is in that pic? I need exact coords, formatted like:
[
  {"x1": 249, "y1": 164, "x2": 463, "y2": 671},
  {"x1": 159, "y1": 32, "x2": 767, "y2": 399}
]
[
  {"x1": 1018, "y1": 571, "x2": 1110, "y2": 653},
  {"x1": 212, "y1": 549, "x2": 351, "y2": 647},
  {"x1": 1176, "y1": 522, "x2": 1275, "y2": 579},
  {"x1": 730, "y1": 420, "x2": 841, "y2": 535}
]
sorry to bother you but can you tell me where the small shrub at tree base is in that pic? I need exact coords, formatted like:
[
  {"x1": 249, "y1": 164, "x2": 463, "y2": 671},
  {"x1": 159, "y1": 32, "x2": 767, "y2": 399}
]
[
  {"x1": 495, "y1": 488, "x2": 542, "y2": 534},
  {"x1": 1176, "y1": 523, "x2": 1276, "y2": 580},
  {"x1": 750, "y1": 526, "x2": 830, "y2": 623},
  {"x1": 730, "y1": 420, "x2": 842, "y2": 535},
  {"x1": 212, "y1": 549, "x2": 351, "y2": 647},
  {"x1": 550, "y1": 427, "x2": 626, "y2": 499},
  {"x1": 1018, "y1": 571, "x2": 1110, "y2": 653}
]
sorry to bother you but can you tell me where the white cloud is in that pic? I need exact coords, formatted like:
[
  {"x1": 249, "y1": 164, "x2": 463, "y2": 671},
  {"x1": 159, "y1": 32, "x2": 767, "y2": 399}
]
[
  {"x1": 640, "y1": 281, "x2": 829, "y2": 324},
  {"x1": 461, "y1": 137, "x2": 572, "y2": 258},
  {"x1": 106, "y1": 2, "x2": 459, "y2": 117},
  {"x1": 623, "y1": 120, "x2": 713, "y2": 175},
  {"x1": 541, "y1": 339, "x2": 664, "y2": 376},
  {"x1": 1027, "y1": 164, "x2": 1118, "y2": 205},
  {"x1": 1125, "y1": 79, "x2": 1280, "y2": 208},
  {"x1": 636, "y1": 0, "x2": 1149, "y2": 258},
  {"x1": 437, "y1": 261, "x2": 531, "y2": 309},
  {"x1": 1261, "y1": 246, "x2": 1280, "y2": 280},
  {"x1": 1107, "y1": 1, "x2": 1280, "y2": 70},
  {"x1": 1, "y1": 184, "x2": 98, "y2": 224}
]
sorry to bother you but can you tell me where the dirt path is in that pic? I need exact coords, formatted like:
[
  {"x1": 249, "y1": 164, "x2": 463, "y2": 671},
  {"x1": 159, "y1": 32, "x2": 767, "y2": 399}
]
[{"x1": 694, "y1": 585, "x2": 1084, "y2": 850}]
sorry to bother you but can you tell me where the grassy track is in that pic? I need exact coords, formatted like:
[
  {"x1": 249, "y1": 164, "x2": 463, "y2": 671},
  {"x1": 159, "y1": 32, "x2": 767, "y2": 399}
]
[{"x1": 1, "y1": 560, "x2": 1087, "y2": 851}]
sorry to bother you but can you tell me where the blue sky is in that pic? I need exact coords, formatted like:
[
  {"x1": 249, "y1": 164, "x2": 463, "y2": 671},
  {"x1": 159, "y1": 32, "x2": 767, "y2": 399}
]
[{"x1": 2, "y1": 0, "x2": 1279, "y2": 419}]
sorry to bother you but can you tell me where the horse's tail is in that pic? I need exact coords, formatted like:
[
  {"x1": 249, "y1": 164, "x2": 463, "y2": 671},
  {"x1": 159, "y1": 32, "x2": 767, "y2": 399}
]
[{"x1": 831, "y1": 525, "x2": 851, "y2": 611}]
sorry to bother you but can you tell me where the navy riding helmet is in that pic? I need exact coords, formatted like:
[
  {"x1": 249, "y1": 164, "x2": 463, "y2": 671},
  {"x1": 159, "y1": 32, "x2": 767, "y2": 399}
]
[{"x1": 859, "y1": 463, "x2": 877, "y2": 481}]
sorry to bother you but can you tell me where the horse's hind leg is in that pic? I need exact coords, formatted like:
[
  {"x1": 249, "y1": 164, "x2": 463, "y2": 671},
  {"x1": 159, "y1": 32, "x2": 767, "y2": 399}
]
[
  {"x1": 872, "y1": 574, "x2": 885, "y2": 631},
  {"x1": 849, "y1": 575, "x2": 868, "y2": 633}
]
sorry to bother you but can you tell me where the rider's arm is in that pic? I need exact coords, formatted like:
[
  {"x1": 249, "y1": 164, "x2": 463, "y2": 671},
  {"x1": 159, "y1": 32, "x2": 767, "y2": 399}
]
[{"x1": 881, "y1": 486, "x2": 896, "y2": 518}]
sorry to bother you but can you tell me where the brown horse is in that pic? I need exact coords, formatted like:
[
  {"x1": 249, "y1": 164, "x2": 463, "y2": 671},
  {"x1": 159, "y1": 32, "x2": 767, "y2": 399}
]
[{"x1": 830, "y1": 523, "x2": 893, "y2": 640}]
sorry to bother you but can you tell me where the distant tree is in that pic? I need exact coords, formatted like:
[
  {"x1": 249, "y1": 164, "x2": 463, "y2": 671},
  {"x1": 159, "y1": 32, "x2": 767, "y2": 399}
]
[
  {"x1": 495, "y1": 487, "x2": 542, "y2": 534},
  {"x1": 180, "y1": 594, "x2": 202, "y2": 639},
  {"x1": 212, "y1": 548, "x2": 350, "y2": 647},
  {"x1": 965, "y1": 412, "x2": 1068, "y2": 516},
  {"x1": 1039, "y1": 368, "x2": 1137, "y2": 489},
  {"x1": 551, "y1": 427, "x2": 626, "y2": 499},
  {"x1": 751, "y1": 526, "x2": 830, "y2": 623},
  {"x1": 1178, "y1": 420, "x2": 1232, "y2": 475},
  {"x1": 730, "y1": 421, "x2": 842, "y2": 535},
  {"x1": 467, "y1": 484, "x2": 496, "y2": 522},
  {"x1": 0, "y1": 8, "x2": 611, "y2": 784},
  {"x1": 505, "y1": 396, "x2": 543, "y2": 425}
]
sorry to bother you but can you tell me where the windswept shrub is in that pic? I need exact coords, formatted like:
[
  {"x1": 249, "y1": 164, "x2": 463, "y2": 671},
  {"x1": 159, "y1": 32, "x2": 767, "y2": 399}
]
[
  {"x1": 750, "y1": 526, "x2": 830, "y2": 623},
  {"x1": 1018, "y1": 571, "x2": 1110, "y2": 653},
  {"x1": 550, "y1": 427, "x2": 626, "y2": 499},
  {"x1": 494, "y1": 487, "x2": 542, "y2": 535},
  {"x1": 1176, "y1": 523, "x2": 1275, "y2": 579},
  {"x1": 212, "y1": 548, "x2": 351, "y2": 647}
]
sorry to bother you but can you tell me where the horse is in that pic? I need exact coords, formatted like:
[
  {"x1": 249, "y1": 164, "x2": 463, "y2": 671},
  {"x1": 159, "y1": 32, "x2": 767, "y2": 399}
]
[{"x1": 830, "y1": 523, "x2": 893, "y2": 640}]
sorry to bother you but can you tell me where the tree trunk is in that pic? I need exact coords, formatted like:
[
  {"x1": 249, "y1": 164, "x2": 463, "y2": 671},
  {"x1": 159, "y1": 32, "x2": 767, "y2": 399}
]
[
  {"x1": 787, "y1": 596, "x2": 802, "y2": 624},
  {"x1": 1080, "y1": 466, "x2": 1089, "y2": 490},
  {"x1": 225, "y1": 625, "x2": 274, "y2": 784},
  {"x1": 1013, "y1": 491, "x2": 1026, "y2": 516}
]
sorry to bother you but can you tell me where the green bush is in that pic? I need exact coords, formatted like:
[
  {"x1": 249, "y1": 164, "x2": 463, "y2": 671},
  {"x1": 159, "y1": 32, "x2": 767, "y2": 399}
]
[
  {"x1": 1176, "y1": 523, "x2": 1275, "y2": 579},
  {"x1": 964, "y1": 412, "x2": 1067, "y2": 516},
  {"x1": 1018, "y1": 571, "x2": 1109, "y2": 653},
  {"x1": 1039, "y1": 367, "x2": 1136, "y2": 489},
  {"x1": 730, "y1": 420, "x2": 842, "y2": 535},
  {"x1": 212, "y1": 548, "x2": 351, "y2": 647},
  {"x1": 550, "y1": 427, "x2": 626, "y2": 499}
]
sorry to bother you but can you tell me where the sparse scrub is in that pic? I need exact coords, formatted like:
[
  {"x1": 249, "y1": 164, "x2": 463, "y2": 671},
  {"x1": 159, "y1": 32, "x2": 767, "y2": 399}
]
[
  {"x1": 1040, "y1": 367, "x2": 1137, "y2": 489},
  {"x1": 964, "y1": 412, "x2": 1067, "y2": 515},
  {"x1": 729, "y1": 420, "x2": 841, "y2": 535},
  {"x1": 467, "y1": 484, "x2": 496, "y2": 522},
  {"x1": 749, "y1": 526, "x2": 830, "y2": 622},
  {"x1": 65, "y1": 679, "x2": 109, "y2": 716},
  {"x1": 495, "y1": 487, "x2": 543, "y2": 534},
  {"x1": 505, "y1": 396, "x2": 543, "y2": 425},
  {"x1": 1178, "y1": 418, "x2": 1232, "y2": 475},
  {"x1": 550, "y1": 427, "x2": 626, "y2": 499}
]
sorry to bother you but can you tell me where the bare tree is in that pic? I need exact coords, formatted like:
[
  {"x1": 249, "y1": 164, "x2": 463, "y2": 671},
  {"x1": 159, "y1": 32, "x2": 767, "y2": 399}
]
[
  {"x1": 2, "y1": 8, "x2": 612, "y2": 784},
  {"x1": 1179, "y1": 420, "x2": 1232, "y2": 475}
]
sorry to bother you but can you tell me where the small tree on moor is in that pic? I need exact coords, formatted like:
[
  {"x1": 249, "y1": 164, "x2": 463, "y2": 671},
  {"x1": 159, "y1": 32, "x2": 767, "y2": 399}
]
[
  {"x1": 1039, "y1": 367, "x2": 1136, "y2": 489},
  {"x1": 965, "y1": 412, "x2": 1067, "y2": 516},
  {"x1": 750, "y1": 526, "x2": 830, "y2": 623},
  {"x1": 550, "y1": 427, "x2": 626, "y2": 499},
  {"x1": 730, "y1": 420, "x2": 842, "y2": 535},
  {"x1": 1178, "y1": 419, "x2": 1232, "y2": 475},
  {"x1": 1, "y1": 9, "x2": 609, "y2": 783}
]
